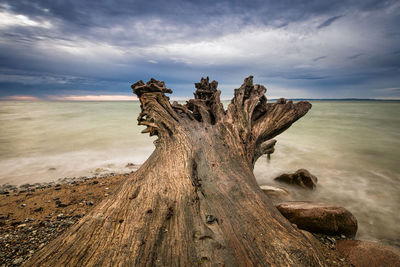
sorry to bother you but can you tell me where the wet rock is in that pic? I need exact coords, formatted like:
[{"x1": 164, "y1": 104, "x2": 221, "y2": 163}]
[
  {"x1": 126, "y1": 163, "x2": 140, "y2": 169},
  {"x1": 274, "y1": 169, "x2": 317, "y2": 189},
  {"x1": 260, "y1": 185, "x2": 290, "y2": 201},
  {"x1": 336, "y1": 240, "x2": 400, "y2": 267},
  {"x1": 276, "y1": 201, "x2": 357, "y2": 237},
  {"x1": 19, "y1": 183, "x2": 32, "y2": 189}
]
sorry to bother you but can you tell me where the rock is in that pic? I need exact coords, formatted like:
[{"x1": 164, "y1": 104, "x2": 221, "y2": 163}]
[
  {"x1": 336, "y1": 240, "x2": 400, "y2": 267},
  {"x1": 0, "y1": 190, "x2": 9, "y2": 195},
  {"x1": 126, "y1": 163, "x2": 140, "y2": 169},
  {"x1": 274, "y1": 169, "x2": 317, "y2": 189},
  {"x1": 19, "y1": 183, "x2": 32, "y2": 188},
  {"x1": 260, "y1": 185, "x2": 290, "y2": 202},
  {"x1": 11, "y1": 221, "x2": 22, "y2": 226},
  {"x1": 34, "y1": 207, "x2": 43, "y2": 212},
  {"x1": 13, "y1": 257, "x2": 24, "y2": 265},
  {"x1": 276, "y1": 201, "x2": 357, "y2": 237}
]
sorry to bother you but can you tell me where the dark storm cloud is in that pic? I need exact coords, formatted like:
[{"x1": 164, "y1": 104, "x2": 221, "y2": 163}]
[
  {"x1": 317, "y1": 15, "x2": 343, "y2": 29},
  {"x1": 0, "y1": 0, "x2": 400, "y2": 99}
]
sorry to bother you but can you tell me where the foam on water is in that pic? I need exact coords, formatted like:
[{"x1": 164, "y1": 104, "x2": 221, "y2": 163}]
[{"x1": 0, "y1": 100, "x2": 399, "y2": 247}]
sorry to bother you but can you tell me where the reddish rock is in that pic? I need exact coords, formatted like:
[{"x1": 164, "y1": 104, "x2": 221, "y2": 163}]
[
  {"x1": 274, "y1": 169, "x2": 317, "y2": 189},
  {"x1": 276, "y1": 201, "x2": 357, "y2": 237},
  {"x1": 336, "y1": 240, "x2": 400, "y2": 267}
]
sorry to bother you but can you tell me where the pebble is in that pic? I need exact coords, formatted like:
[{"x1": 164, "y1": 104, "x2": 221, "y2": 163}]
[
  {"x1": 13, "y1": 257, "x2": 23, "y2": 265},
  {"x1": 0, "y1": 190, "x2": 9, "y2": 195}
]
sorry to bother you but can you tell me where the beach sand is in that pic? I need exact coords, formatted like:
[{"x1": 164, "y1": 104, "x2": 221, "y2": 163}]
[{"x1": 0, "y1": 172, "x2": 131, "y2": 266}]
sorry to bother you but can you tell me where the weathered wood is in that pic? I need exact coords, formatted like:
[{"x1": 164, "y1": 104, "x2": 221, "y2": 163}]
[{"x1": 24, "y1": 76, "x2": 336, "y2": 266}]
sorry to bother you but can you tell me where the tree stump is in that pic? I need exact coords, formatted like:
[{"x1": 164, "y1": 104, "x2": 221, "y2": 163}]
[{"x1": 24, "y1": 76, "x2": 333, "y2": 266}]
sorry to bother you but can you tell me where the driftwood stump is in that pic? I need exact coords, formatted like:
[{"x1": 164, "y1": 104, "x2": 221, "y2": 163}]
[{"x1": 25, "y1": 76, "x2": 333, "y2": 266}]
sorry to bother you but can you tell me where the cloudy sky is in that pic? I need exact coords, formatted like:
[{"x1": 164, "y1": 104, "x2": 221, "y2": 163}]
[{"x1": 0, "y1": 0, "x2": 399, "y2": 100}]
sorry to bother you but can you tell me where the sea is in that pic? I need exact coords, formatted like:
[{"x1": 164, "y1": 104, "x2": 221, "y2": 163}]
[{"x1": 0, "y1": 100, "x2": 399, "y2": 247}]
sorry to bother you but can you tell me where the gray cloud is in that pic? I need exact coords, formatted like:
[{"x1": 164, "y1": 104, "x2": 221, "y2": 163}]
[
  {"x1": 347, "y1": 53, "x2": 364, "y2": 60},
  {"x1": 317, "y1": 15, "x2": 343, "y2": 29},
  {"x1": 0, "y1": 0, "x2": 399, "y2": 99}
]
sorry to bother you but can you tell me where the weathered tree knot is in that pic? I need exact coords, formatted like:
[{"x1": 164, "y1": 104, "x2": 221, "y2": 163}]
[
  {"x1": 206, "y1": 215, "x2": 218, "y2": 224},
  {"x1": 166, "y1": 206, "x2": 174, "y2": 220}
]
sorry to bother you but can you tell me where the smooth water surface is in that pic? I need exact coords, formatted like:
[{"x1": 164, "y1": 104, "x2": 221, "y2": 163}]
[{"x1": 0, "y1": 100, "x2": 399, "y2": 246}]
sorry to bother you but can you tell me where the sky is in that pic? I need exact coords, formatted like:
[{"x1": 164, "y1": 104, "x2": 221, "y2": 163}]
[{"x1": 0, "y1": 0, "x2": 399, "y2": 100}]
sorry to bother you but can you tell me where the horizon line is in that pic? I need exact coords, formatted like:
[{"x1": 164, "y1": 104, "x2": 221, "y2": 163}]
[{"x1": 1, "y1": 95, "x2": 399, "y2": 102}]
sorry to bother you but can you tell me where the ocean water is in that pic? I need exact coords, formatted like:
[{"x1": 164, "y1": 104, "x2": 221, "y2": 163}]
[{"x1": 0, "y1": 100, "x2": 399, "y2": 247}]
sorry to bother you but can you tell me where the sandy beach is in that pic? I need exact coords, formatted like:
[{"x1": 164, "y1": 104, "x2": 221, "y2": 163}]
[{"x1": 0, "y1": 172, "x2": 132, "y2": 266}]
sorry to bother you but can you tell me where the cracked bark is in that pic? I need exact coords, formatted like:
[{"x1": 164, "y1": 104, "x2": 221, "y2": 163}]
[{"x1": 25, "y1": 76, "x2": 332, "y2": 266}]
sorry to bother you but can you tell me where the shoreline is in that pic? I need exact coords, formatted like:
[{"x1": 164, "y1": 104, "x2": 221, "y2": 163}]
[
  {"x1": 0, "y1": 171, "x2": 133, "y2": 266},
  {"x1": 1, "y1": 170, "x2": 399, "y2": 266}
]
